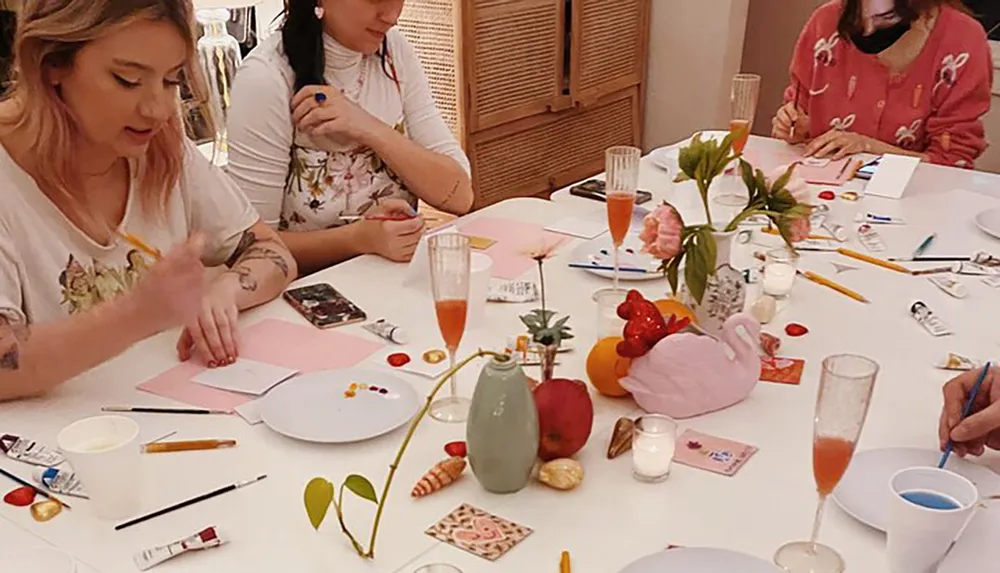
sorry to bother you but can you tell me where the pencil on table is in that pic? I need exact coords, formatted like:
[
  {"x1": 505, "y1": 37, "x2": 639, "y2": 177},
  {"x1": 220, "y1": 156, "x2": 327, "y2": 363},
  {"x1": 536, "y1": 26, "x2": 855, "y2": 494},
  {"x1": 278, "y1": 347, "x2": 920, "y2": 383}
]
[
  {"x1": 837, "y1": 248, "x2": 911, "y2": 274},
  {"x1": 560, "y1": 551, "x2": 571, "y2": 573},
  {"x1": 800, "y1": 270, "x2": 869, "y2": 304},
  {"x1": 141, "y1": 439, "x2": 237, "y2": 454}
]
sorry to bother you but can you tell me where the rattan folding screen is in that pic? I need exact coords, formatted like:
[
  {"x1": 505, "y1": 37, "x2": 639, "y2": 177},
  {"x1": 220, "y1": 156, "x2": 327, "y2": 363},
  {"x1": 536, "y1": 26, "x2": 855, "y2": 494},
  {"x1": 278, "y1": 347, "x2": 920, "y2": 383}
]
[{"x1": 398, "y1": 0, "x2": 650, "y2": 208}]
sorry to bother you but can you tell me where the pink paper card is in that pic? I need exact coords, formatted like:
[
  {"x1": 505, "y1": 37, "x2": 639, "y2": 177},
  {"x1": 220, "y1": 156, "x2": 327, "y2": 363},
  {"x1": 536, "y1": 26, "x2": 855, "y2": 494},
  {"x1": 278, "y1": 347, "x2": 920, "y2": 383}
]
[
  {"x1": 239, "y1": 318, "x2": 384, "y2": 372},
  {"x1": 742, "y1": 150, "x2": 853, "y2": 186},
  {"x1": 137, "y1": 362, "x2": 252, "y2": 413},
  {"x1": 457, "y1": 217, "x2": 570, "y2": 280}
]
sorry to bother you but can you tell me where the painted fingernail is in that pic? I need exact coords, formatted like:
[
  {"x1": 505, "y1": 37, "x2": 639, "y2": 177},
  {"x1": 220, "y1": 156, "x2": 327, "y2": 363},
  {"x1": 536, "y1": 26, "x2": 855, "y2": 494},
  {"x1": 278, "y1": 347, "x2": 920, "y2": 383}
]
[
  {"x1": 227, "y1": 356, "x2": 234, "y2": 364},
  {"x1": 209, "y1": 360, "x2": 217, "y2": 368}
]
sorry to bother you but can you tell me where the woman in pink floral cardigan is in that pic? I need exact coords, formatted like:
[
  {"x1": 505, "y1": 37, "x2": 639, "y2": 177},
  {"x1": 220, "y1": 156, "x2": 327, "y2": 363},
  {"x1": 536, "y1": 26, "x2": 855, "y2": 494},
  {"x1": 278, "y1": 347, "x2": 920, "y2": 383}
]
[{"x1": 772, "y1": 0, "x2": 993, "y2": 168}]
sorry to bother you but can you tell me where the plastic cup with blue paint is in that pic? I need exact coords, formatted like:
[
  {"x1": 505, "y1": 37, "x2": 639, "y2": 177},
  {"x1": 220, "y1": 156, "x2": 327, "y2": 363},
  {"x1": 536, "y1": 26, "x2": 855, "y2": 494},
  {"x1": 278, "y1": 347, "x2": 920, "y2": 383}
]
[{"x1": 887, "y1": 466, "x2": 978, "y2": 573}]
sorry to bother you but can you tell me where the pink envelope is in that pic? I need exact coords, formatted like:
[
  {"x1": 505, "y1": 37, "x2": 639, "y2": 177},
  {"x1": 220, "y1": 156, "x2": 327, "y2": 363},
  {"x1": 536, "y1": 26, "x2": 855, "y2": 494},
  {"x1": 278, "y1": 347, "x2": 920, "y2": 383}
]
[
  {"x1": 136, "y1": 318, "x2": 384, "y2": 412},
  {"x1": 458, "y1": 217, "x2": 570, "y2": 280}
]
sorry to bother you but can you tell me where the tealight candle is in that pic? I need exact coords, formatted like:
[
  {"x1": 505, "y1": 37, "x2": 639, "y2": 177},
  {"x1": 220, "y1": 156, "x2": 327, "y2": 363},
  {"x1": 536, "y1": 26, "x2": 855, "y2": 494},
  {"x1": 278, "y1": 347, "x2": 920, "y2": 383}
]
[
  {"x1": 763, "y1": 248, "x2": 799, "y2": 298},
  {"x1": 632, "y1": 415, "x2": 677, "y2": 483}
]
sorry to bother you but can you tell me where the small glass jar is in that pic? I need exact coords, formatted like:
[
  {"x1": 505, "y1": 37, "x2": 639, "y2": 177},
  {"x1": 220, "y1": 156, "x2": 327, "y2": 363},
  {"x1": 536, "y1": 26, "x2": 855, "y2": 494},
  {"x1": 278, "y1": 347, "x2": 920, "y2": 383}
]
[
  {"x1": 632, "y1": 414, "x2": 677, "y2": 483},
  {"x1": 594, "y1": 289, "x2": 628, "y2": 339},
  {"x1": 762, "y1": 247, "x2": 799, "y2": 299}
]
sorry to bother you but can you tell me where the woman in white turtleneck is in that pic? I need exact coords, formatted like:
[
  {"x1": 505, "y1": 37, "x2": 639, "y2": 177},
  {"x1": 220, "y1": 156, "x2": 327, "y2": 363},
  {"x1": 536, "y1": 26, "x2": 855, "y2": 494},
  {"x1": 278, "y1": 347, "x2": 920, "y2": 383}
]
[{"x1": 225, "y1": 0, "x2": 474, "y2": 275}]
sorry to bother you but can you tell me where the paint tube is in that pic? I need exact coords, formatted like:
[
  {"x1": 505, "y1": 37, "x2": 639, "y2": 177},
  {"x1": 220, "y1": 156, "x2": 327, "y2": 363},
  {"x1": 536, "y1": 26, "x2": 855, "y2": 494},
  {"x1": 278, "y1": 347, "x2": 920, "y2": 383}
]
[
  {"x1": 0, "y1": 434, "x2": 64, "y2": 467},
  {"x1": 855, "y1": 213, "x2": 906, "y2": 225},
  {"x1": 972, "y1": 251, "x2": 1000, "y2": 267},
  {"x1": 857, "y1": 224, "x2": 886, "y2": 252},
  {"x1": 362, "y1": 319, "x2": 408, "y2": 345},
  {"x1": 909, "y1": 300, "x2": 952, "y2": 337},
  {"x1": 32, "y1": 467, "x2": 88, "y2": 498},
  {"x1": 953, "y1": 261, "x2": 998, "y2": 276},
  {"x1": 133, "y1": 526, "x2": 225, "y2": 571},
  {"x1": 936, "y1": 353, "x2": 982, "y2": 371},
  {"x1": 927, "y1": 275, "x2": 967, "y2": 299},
  {"x1": 488, "y1": 281, "x2": 539, "y2": 303}
]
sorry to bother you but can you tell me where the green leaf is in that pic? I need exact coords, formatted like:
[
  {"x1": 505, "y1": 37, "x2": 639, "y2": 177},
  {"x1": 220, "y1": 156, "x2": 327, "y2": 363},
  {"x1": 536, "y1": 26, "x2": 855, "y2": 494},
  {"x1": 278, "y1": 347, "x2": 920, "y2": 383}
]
[
  {"x1": 344, "y1": 474, "x2": 378, "y2": 504},
  {"x1": 520, "y1": 315, "x2": 541, "y2": 332},
  {"x1": 666, "y1": 256, "x2": 681, "y2": 295},
  {"x1": 304, "y1": 477, "x2": 334, "y2": 530},
  {"x1": 769, "y1": 189, "x2": 797, "y2": 214},
  {"x1": 740, "y1": 159, "x2": 756, "y2": 196},
  {"x1": 772, "y1": 163, "x2": 796, "y2": 194},
  {"x1": 553, "y1": 315, "x2": 570, "y2": 330}
]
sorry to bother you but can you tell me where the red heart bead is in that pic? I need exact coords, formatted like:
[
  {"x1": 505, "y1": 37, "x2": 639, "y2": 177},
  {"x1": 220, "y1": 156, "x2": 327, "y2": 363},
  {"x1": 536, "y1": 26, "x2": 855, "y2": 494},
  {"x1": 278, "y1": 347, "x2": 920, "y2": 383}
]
[
  {"x1": 386, "y1": 352, "x2": 411, "y2": 368},
  {"x1": 785, "y1": 323, "x2": 809, "y2": 337},
  {"x1": 445, "y1": 441, "x2": 467, "y2": 458},
  {"x1": 818, "y1": 190, "x2": 836, "y2": 201},
  {"x1": 4, "y1": 486, "x2": 36, "y2": 507}
]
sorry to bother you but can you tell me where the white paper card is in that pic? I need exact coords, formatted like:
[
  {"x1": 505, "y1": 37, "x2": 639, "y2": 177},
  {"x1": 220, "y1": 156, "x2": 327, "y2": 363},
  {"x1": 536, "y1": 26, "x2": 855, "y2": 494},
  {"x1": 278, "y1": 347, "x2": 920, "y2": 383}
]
[
  {"x1": 544, "y1": 217, "x2": 606, "y2": 240},
  {"x1": 191, "y1": 359, "x2": 298, "y2": 396},
  {"x1": 234, "y1": 400, "x2": 264, "y2": 425},
  {"x1": 864, "y1": 154, "x2": 920, "y2": 199}
]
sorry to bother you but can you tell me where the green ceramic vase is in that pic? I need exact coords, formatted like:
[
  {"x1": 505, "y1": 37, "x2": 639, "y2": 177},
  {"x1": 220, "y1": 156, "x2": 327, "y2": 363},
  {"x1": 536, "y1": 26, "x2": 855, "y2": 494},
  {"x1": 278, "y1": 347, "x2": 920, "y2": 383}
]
[{"x1": 466, "y1": 355, "x2": 539, "y2": 494}]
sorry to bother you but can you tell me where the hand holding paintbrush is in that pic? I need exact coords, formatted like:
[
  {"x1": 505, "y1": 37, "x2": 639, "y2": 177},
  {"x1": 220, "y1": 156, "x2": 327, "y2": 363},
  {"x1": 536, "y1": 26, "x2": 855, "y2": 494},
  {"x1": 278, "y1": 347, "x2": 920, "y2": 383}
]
[{"x1": 939, "y1": 364, "x2": 1000, "y2": 460}]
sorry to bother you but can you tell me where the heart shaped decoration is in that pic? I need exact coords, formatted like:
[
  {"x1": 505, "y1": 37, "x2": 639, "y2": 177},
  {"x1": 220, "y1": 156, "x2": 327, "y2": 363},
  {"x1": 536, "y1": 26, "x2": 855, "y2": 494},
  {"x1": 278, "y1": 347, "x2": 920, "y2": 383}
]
[
  {"x1": 453, "y1": 516, "x2": 506, "y2": 545},
  {"x1": 4, "y1": 486, "x2": 36, "y2": 507}
]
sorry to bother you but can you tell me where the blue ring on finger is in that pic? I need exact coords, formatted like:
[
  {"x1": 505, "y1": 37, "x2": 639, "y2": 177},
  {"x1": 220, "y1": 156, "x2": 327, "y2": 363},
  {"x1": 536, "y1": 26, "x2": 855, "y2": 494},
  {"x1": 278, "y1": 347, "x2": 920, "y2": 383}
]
[{"x1": 314, "y1": 92, "x2": 327, "y2": 104}]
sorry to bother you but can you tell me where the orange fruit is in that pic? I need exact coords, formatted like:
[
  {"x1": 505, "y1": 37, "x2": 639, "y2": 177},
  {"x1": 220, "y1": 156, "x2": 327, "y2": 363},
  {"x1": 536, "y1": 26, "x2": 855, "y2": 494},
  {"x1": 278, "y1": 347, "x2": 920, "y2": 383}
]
[
  {"x1": 653, "y1": 298, "x2": 697, "y2": 325},
  {"x1": 585, "y1": 337, "x2": 633, "y2": 397}
]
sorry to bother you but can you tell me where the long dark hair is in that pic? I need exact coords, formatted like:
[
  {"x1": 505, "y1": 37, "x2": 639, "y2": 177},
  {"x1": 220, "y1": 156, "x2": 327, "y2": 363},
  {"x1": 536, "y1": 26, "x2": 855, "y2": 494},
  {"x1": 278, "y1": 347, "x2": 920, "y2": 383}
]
[
  {"x1": 837, "y1": 0, "x2": 971, "y2": 38},
  {"x1": 281, "y1": 0, "x2": 397, "y2": 92}
]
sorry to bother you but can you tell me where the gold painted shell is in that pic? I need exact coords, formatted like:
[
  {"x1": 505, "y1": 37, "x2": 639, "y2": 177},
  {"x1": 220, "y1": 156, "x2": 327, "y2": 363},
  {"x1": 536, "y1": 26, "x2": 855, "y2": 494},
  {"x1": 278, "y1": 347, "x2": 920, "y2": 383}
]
[{"x1": 537, "y1": 458, "x2": 584, "y2": 491}]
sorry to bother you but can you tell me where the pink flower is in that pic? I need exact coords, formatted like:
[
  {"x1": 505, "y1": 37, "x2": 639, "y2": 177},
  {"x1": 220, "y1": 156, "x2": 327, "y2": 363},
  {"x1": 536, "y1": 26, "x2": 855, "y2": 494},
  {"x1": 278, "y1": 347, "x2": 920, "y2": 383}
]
[
  {"x1": 768, "y1": 165, "x2": 809, "y2": 201},
  {"x1": 639, "y1": 204, "x2": 683, "y2": 260},
  {"x1": 788, "y1": 216, "x2": 811, "y2": 243}
]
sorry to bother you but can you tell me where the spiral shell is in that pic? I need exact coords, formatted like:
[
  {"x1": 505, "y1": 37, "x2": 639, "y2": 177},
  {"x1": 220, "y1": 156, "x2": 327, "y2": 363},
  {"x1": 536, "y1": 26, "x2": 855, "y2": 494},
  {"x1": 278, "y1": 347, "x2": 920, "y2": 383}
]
[
  {"x1": 537, "y1": 458, "x2": 584, "y2": 491},
  {"x1": 411, "y1": 456, "x2": 466, "y2": 498}
]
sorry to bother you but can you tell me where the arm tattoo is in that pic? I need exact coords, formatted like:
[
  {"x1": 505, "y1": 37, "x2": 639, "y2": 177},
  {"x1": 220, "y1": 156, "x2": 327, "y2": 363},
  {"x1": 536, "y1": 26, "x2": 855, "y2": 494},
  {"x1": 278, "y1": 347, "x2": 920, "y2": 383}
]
[
  {"x1": 239, "y1": 244, "x2": 290, "y2": 278},
  {"x1": 0, "y1": 316, "x2": 29, "y2": 372},
  {"x1": 225, "y1": 230, "x2": 258, "y2": 268},
  {"x1": 225, "y1": 264, "x2": 258, "y2": 292}
]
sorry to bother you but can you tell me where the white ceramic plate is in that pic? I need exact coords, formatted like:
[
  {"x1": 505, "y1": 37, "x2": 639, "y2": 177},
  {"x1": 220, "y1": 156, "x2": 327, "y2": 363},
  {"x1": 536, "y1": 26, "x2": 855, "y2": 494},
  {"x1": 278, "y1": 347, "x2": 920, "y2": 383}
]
[
  {"x1": 832, "y1": 447, "x2": 1000, "y2": 532},
  {"x1": 620, "y1": 547, "x2": 782, "y2": 573},
  {"x1": 570, "y1": 233, "x2": 664, "y2": 281},
  {"x1": 259, "y1": 369, "x2": 420, "y2": 443},
  {"x1": 0, "y1": 547, "x2": 76, "y2": 573},
  {"x1": 975, "y1": 207, "x2": 1000, "y2": 240}
]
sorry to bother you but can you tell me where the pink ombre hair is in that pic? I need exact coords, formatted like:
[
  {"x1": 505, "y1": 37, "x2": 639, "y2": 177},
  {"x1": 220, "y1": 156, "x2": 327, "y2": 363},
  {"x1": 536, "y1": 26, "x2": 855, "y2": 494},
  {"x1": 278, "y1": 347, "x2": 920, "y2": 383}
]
[{"x1": 0, "y1": 0, "x2": 211, "y2": 219}]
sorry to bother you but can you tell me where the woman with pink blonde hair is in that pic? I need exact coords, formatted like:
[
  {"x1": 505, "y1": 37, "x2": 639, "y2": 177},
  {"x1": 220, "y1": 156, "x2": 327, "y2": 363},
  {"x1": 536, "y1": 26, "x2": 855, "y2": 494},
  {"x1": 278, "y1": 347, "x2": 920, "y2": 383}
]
[{"x1": 0, "y1": 0, "x2": 296, "y2": 401}]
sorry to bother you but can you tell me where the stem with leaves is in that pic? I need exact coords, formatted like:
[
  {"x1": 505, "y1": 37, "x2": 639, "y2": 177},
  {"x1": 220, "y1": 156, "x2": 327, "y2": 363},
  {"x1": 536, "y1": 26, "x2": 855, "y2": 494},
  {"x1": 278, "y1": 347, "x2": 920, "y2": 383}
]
[{"x1": 304, "y1": 349, "x2": 506, "y2": 559}]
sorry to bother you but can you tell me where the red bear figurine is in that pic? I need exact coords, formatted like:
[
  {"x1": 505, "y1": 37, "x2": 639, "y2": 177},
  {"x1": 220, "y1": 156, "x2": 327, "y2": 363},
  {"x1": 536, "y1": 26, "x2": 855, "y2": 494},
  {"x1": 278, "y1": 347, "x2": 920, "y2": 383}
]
[{"x1": 615, "y1": 290, "x2": 691, "y2": 358}]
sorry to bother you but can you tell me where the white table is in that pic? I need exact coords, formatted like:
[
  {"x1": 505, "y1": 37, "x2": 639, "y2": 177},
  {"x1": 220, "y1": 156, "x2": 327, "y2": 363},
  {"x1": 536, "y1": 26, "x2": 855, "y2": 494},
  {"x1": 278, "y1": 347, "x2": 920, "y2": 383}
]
[{"x1": 3, "y1": 134, "x2": 1000, "y2": 573}]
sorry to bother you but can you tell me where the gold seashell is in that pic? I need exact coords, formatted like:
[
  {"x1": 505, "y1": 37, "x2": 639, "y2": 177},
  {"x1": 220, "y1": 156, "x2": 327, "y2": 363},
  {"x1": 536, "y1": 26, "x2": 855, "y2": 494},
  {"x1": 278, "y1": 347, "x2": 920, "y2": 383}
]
[
  {"x1": 30, "y1": 499, "x2": 63, "y2": 522},
  {"x1": 537, "y1": 458, "x2": 584, "y2": 491},
  {"x1": 607, "y1": 417, "x2": 635, "y2": 459},
  {"x1": 423, "y1": 349, "x2": 447, "y2": 364}
]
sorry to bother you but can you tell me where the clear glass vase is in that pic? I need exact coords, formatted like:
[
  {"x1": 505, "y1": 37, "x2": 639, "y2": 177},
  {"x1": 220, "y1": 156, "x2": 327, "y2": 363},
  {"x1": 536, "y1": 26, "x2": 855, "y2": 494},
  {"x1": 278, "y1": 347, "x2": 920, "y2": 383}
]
[{"x1": 196, "y1": 8, "x2": 242, "y2": 166}]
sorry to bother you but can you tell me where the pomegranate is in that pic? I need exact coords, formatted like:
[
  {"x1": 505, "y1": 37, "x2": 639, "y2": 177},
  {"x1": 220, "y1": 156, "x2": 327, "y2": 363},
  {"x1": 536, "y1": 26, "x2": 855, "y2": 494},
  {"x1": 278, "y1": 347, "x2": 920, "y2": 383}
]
[{"x1": 532, "y1": 378, "x2": 594, "y2": 461}]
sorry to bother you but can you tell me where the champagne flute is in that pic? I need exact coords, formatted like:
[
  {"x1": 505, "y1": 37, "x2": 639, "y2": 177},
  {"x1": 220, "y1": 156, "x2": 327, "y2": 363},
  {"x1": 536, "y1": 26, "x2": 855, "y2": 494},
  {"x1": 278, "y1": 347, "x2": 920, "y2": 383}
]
[
  {"x1": 774, "y1": 354, "x2": 879, "y2": 573},
  {"x1": 603, "y1": 146, "x2": 641, "y2": 293},
  {"x1": 715, "y1": 73, "x2": 761, "y2": 207},
  {"x1": 428, "y1": 234, "x2": 471, "y2": 423}
]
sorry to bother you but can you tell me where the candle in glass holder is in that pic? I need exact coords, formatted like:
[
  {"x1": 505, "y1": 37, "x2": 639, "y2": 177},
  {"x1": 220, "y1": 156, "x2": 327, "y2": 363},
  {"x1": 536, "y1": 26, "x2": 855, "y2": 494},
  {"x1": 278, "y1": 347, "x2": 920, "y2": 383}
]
[
  {"x1": 631, "y1": 415, "x2": 677, "y2": 482},
  {"x1": 763, "y1": 248, "x2": 799, "y2": 298}
]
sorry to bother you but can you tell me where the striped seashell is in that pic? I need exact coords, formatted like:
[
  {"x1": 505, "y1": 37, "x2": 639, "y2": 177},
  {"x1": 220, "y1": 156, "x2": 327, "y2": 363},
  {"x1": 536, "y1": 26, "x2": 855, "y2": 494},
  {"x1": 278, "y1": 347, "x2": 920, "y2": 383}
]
[{"x1": 411, "y1": 456, "x2": 466, "y2": 498}]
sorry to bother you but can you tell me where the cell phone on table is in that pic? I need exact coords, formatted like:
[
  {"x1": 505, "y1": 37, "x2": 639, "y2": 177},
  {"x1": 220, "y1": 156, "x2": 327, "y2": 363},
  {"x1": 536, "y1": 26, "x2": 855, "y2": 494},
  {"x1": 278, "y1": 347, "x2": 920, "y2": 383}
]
[
  {"x1": 856, "y1": 157, "x2": 881, "y2": 180},
  {"x1": 283, "y1": 283, "x2": 367, "y2": 329},
  {"x1": 569, "y1": 179, "x2": 653, "y2": 204}
]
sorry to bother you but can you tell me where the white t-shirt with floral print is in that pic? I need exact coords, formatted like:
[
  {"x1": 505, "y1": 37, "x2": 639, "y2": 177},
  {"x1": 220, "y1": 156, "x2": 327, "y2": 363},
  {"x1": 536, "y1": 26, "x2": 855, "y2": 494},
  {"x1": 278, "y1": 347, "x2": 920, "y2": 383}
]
[
  {"x1": 225, "y1": 29, "x2": 471, "y2": 232},
  {"x1": 0, "y1": 139, "x2": 259, "y2": 326}
]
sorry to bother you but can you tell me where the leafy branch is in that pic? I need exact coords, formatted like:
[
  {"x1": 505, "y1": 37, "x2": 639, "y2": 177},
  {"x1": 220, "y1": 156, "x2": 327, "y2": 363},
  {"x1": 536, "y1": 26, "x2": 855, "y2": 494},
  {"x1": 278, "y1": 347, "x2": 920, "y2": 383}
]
[
  {"x1": 722, "y1": 160, "x2": 813, "y2": 248},
  {"x1": 674, "y1": 131, "x2": 741, "y2": 227},
  {"x1": 304, "y1": 349, "x2": 507, "y2": 559},
  {"x1": 520, "y1": 255, "x2": 573, "y2": 347}
]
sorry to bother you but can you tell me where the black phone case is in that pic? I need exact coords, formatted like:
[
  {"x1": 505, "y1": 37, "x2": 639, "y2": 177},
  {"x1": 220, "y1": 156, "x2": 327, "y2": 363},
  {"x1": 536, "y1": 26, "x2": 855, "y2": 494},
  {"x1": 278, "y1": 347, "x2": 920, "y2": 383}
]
[
  {"x1": 283, "y1": 284, "x2": 367, "y2": 329},
  {"x1": 569, "y1": 179, "x2": 652, "y2": 204}
]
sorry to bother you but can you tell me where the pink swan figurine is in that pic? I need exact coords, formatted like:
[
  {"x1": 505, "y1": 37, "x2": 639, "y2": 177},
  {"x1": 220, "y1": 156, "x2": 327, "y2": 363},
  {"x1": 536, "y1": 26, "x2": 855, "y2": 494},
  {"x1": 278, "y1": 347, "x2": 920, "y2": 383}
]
[{"x1": 618, "y1": 313, "x2": 761, "y2": 419}]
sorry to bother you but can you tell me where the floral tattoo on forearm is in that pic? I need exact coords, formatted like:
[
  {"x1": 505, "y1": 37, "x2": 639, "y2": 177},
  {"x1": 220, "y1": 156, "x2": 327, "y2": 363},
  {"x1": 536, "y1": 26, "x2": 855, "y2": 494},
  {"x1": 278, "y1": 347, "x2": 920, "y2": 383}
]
[
  {"x1": 223, "y1": 230, "x2": 291, "y2": 292},
  {"x1": 0, "y1": 315, "x2": 30, "y2": 371}
]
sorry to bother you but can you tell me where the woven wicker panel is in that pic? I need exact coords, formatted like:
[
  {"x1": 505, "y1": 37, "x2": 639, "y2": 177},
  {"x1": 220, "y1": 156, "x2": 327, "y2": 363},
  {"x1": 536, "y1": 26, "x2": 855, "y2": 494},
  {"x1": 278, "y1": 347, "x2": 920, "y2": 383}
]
[
  {"x1": 575, "y1": 0, "x2": 644, "y2": 95},
  {"x1": 470, "y1": 0, "x2": 562, "y2": 130},
  {"x1": 397, "y1": 0, "x2": 461, "y2": 137},
  {"x1": 470, "y1": 88, "x2": 638, "y2": 207}
]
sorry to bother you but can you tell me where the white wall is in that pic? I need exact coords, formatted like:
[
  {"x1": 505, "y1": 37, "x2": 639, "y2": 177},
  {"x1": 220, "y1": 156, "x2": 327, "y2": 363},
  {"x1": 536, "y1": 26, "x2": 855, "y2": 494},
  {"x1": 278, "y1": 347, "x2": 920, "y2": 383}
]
[{"x1": 642, "y1": 0, "x2": 750, "y2": 151}]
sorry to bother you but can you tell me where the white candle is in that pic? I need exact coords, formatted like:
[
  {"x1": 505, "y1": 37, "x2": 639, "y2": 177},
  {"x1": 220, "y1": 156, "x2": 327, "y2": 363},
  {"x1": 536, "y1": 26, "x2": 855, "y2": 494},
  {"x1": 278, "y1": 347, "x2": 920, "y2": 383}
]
[
  {"x1": 631, "y1": 415, "x2": 677, "y2": 482},
  {"x1": 763, "y1": 262, "x2": 796, "y2": 297}
]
